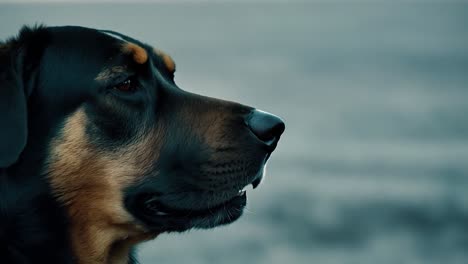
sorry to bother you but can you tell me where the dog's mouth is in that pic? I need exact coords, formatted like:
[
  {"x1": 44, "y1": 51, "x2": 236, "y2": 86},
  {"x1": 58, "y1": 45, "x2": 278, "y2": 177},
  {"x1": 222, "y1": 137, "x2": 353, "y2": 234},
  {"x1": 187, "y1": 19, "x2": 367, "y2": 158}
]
[
  {"x1": 128, "y1": 188, "x2": 248, "y2": 232},
  {"x1": 143, "y1": 189, "x2": 247, "y2": 218},
  {"x1": 125, "y1": 157, "x2": 269, "y2": 232},
  {"x1": 141, "y1": 171, "x2": 263, "y2": 217}
]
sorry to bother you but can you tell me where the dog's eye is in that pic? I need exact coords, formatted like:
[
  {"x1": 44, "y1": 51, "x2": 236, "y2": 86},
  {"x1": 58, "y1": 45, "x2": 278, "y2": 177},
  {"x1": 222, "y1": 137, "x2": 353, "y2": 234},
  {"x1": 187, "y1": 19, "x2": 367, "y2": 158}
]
[{"x1": 113, "y1": 79, "x2": 137, "y2": 92}]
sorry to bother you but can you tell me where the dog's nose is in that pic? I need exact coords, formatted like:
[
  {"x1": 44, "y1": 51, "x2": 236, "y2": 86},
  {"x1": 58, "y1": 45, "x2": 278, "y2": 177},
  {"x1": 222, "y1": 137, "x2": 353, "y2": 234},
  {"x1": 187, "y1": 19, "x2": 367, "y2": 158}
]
[{"x1": 246, "y1": 109, "x2": 285, "y2": 146}]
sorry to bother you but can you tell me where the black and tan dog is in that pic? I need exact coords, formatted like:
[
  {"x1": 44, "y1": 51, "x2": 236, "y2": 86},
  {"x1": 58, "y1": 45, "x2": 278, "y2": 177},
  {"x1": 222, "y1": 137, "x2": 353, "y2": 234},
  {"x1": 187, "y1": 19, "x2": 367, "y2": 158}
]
[{"x1": 0, "y1": 26, "x2": 284, "y2": 264}]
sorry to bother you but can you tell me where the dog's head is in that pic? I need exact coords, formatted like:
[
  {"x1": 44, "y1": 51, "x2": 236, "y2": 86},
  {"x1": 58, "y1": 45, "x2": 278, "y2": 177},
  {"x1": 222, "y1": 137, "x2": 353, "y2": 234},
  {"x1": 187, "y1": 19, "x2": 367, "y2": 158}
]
[{"x1": 0, "y1": 25, "x2": 284, "y2": 261}]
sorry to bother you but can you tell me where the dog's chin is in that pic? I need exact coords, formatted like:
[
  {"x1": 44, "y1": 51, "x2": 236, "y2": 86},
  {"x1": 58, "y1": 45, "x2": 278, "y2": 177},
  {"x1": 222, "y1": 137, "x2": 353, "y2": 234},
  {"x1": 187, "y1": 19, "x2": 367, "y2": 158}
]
[{"x1": 126, "y1": 191, "x2": 247, "y2": 233}]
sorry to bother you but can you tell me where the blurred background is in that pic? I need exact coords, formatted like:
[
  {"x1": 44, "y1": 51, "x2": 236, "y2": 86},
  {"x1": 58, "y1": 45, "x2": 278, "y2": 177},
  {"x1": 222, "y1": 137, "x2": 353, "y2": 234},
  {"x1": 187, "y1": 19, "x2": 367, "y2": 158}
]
[{"x1": 1, "y1": 1, "x2": 468, "y2": 263}]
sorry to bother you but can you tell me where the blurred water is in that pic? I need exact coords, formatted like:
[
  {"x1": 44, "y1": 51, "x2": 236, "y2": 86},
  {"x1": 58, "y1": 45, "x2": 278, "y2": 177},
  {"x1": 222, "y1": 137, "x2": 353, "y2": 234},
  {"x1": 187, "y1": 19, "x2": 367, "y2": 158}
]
[{"x1": 1, "y1": 2, "x2": 468, "y2": 264}]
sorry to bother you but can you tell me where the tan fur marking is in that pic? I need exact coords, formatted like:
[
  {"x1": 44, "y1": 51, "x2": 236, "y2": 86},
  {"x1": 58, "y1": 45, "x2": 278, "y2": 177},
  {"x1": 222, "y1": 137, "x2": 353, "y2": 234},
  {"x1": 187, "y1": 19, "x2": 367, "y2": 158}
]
[
  {"x1": 108, "y1": 233, "x2": 157, "y2": 264},
  {"x1": 179, "y1": 99, "x2": 232, "y2": 148},
  {"x1": 47, "y1": 108, "x2": 163, "y2": 264},
  {"x1": 121, "y1": 43, "x2": 148, "y2": 64},
  {"x1": 154, "y1": 48, "x2": 176, "y2": 73},
  {"x1": 95, "y1": 66, "x2": 127, "y2": 82}
]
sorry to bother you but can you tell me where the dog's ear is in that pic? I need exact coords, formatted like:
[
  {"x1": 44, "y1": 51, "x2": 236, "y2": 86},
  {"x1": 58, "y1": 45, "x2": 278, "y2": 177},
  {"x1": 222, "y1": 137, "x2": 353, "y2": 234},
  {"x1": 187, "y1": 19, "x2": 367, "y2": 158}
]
[
  {"x1": 0, "y1": 42, "x2": 29, "y2": 168},
  {"x1": 0, "y1": 26, "x2": 46, "y2": 168}
]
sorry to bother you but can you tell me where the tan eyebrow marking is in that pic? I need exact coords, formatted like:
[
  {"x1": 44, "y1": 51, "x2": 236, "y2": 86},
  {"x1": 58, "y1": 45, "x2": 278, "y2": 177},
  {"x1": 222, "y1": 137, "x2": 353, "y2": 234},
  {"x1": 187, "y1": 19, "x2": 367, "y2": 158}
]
[
  {"x1": 121, "y1": 43, "x2": 148, "y2": 64},
  {"x1": 95, "y1": 66, "x2": 127, "y2": 82},
  {"x1": 153, "y1": 48, "x2": 176, "y2": 73}
]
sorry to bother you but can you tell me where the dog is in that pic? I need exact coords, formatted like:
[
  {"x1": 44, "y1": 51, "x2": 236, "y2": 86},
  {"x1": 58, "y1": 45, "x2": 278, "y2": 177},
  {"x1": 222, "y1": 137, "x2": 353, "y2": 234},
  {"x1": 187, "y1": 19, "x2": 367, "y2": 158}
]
[{"x1": 0, "y1": 25, "x2": 285, "y2": 264}]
